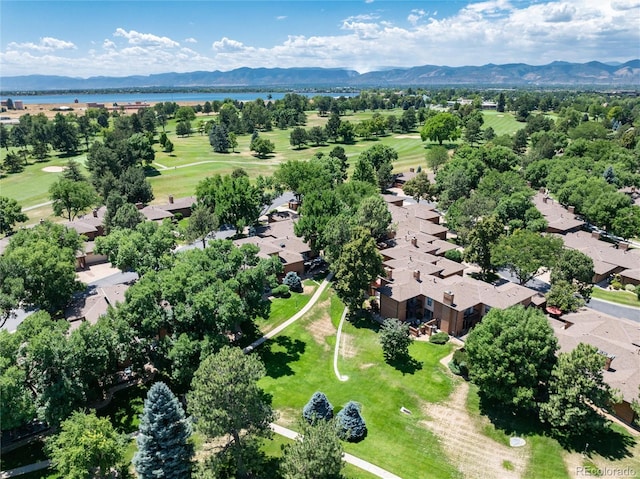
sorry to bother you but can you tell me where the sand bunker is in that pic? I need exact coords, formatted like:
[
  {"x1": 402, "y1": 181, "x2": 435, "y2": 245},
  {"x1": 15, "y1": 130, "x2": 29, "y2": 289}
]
[{"x1": 42, "y1": 166, "x2": 65, "y2": 172}]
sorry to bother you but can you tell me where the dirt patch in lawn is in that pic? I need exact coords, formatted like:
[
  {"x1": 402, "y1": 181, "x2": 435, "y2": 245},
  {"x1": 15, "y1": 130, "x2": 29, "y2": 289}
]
[
  {"x1": 42, "y1": 166, "x2": 65, "y2": 172},
  {"x1": 305, "y1": 300, "x2": 335, "y2": 351},
  {"x1": 339, "y1": 332, "x2": 357, "y2": 359},
  {"x1": 359, "y1": 362, "x2": 376, "y2": 370},
  {"x1": 276, "y1": 407, "x2": 301, "y2": 429},
  {"x1": 421, "y1": 381, "x2": 529, "y2": 479}
]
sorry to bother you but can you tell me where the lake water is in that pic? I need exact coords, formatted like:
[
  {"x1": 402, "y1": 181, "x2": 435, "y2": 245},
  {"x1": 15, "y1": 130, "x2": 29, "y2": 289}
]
[{"x1": 4, "y1": 91, "x2": 359, "y2": 106}]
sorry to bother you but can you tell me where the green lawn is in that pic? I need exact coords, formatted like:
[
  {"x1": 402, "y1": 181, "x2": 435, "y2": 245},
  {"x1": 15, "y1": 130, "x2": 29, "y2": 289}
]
[
  {"x1": 259, "y1": 280, "x2": 319, "y2": 333},
  {"x1": 1, "y1": 107, "x2": 509, "y2": 217},
  {"x1": 482, "y1": 110, "x2": 524, "y2": 137},
  {"x1": 591, "y1": 287, "x2": 640, "y2": 308},
  {"x1": 257, "y1": 289, "x2": 460, "y2": 479}
]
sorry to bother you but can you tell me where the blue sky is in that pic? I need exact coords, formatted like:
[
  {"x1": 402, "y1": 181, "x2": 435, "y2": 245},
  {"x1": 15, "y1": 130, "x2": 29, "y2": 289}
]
[{"x1": 1, "y1": 0, "x2": 639, "y2": 77}]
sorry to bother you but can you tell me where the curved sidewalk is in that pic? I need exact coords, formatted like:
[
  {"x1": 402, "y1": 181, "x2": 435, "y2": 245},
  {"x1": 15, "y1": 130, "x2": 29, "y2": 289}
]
[
  {"x1": 333, "y1": 306, "x2": 349, "y2": 381},
  {"x1": 243, "y1": 273, "x2": 333, "y2": 353},
  {"x1": 270, "y1": 424, "x2": 402, "y2": 479}
]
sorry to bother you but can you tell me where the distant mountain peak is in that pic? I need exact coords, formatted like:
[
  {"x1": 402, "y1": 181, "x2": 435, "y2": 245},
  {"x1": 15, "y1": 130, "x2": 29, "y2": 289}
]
[{"x1": 2, "y1": 60, "x2": 638, "y2": 91}]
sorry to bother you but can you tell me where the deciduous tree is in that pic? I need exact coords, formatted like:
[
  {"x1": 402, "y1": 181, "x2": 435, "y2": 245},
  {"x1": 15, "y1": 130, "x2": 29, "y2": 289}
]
[
  {"x1": 379, "y1": 318, "x2": 412, "y2": 362},
  {"x1": 331, "y1": 227, "x2": 383, "y2": 310},
  {"x1": 0, "y1": 222, "x2": 83, "y2": 314},
  {"x1": 540, "y1": 343, "x2": 615, "y2": 439},
  {"x1": 420, "y1": 112, "x2": 460, "y2": 145},
  {"x1": 49, "y1": 178, "x2": 98, "y2": 221},
  {"x1": 185, "y1": 203, "x2": 218, "y2": 248},
  {"x1": 492, "y1": 230, "x2": 563, "y2": 285},
  {"x1": 466, "y1": 306, "x2": 558, "y2": 411},
  {"x1": 463, "y1": 216, "x2": 504, "y2": 279},
  {"x1": 46, "y1": 411, "x2": 126, "y2": 479},
  {"x1": 0, "y1": 196, "x2": 28, "y2": 235},
  {"x1": 550, "y1": 249, "x2": 594, "y2": 301}
]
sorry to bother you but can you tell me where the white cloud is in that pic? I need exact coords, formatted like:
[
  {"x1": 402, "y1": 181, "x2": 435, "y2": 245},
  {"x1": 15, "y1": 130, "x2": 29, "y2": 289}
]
[
  {"x1": 212, "y1": 37, "x2": 248, "y2": 52},
  {"x1": 343, "y1": 13, "x2": 379, "y2": 22},
  {"x1": 1, "y1": 0, "x2": 638, "y2": 77},
  {"x1": 8, "y1": 36, "x2": 76, "y2": 52},
  {"x1": 113, "y1": 28, "x2": 180, "y2": 48},
  {"x1": 407, "y1": 9, "x2": 426, "y2": 26},
  {"x1": 184, "y1": 37, "x2": 197, "y2": 44},
  {"x1": 276, "y1": 15, "x2": 287, "y2": 20}
]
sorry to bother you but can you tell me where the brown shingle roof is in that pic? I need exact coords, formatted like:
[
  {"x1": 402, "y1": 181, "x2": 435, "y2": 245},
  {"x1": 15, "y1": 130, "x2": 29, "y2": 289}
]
[{"x1": 550, "y1": 310, "x2": 640, "y2": 402}]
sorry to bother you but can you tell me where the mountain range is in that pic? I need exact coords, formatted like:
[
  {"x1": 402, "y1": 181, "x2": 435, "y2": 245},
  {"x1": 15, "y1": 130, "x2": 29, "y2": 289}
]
[{"x1": 2, "y1": 60, "x2": 639, "y2": 91}]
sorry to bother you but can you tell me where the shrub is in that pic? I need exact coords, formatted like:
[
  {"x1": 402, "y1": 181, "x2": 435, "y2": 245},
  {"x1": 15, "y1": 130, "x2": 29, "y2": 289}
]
[
  {"x1": 429, "y1": 332, "x2": 449, "y2": 344},
  {"x1": 302, "y1": 392, "x2": 334, "y2": 423},
  {"x1": 336, "y1": 402, "x2": 367, "y2": 443},
  {"x1": 636, "y1": 285, "x2": 640, "y2": 300},
  {"x1": 444, "y1": 249, "x2": 463, "y2": 263},
  {"x1": 272, "y1": 284, "x2": 291, "y2": 298},
  {"x1": 449, "y1": 349, "x2": 468, "y2": 376},
  {"x1": 610, "y1": 280, "x2": 623, "y2": 290},
  {"x1": 283, "y1": 271, "x2": 303, "y2": 293},
  {"x1": 624, "y1": 283, "x2": 635, "y2": 292}
]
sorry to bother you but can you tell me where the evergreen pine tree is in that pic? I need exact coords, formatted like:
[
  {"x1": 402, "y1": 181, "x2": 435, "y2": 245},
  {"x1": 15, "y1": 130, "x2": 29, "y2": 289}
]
[
  {"x1": 209, "y1": 124, "x2": 230, "y2": 153},
  {"x1": 133, "y1": 382, "x2": 194, "y2": 479},
  {"x1": 302, "y1": 392, "x2": 334, "y2": 423},
  {"x1": 336, "y1": 401, "x2": 367, "y2": 442}
]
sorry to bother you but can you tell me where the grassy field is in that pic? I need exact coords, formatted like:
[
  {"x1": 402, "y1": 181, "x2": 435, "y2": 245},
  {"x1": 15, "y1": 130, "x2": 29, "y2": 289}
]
[
  {"x1": 257, "y1": 289, "x2": 461, "y2": 479},
  {"x1": 0, "y1": 108, "x2": 523, "y2": 223},
  {"x1": 482, "y1": 110, "x2": 524, "y2": 136}
]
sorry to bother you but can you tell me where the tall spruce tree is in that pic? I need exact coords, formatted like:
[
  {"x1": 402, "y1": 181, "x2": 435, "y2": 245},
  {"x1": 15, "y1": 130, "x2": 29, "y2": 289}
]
[{"x1": 133, "y1": 382, "x2": 194, "y2": 479}]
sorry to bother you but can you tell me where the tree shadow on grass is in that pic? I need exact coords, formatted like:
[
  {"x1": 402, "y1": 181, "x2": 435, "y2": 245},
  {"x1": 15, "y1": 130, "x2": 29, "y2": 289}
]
[
  {"x1": 258, "y1": 335, "x2": 306, "y2": 379},
  {"x1": 387, "y1": 355, "x2": 423, "y2": 375},
  {"x1": 347, "y1": 310, "x2": 380, "y2": 333},
  {"x1": 478, "y1": 393, "x2": 547, "y2": 439},
  {"x1": 143, "y1": 165, "x2": 161, "y2": 177},
  {"x1": 558, "y1": 424, "x2": 636, "y2": 460},
  {"x1": 478, "y1": 393, "x2": 636, "y2": 460}
]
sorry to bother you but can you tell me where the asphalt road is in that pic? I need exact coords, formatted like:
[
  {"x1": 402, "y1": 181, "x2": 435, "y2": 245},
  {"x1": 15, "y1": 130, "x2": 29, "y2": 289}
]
[{"x1": 497, "y1": 269, "x2": 639, "y2": 323}]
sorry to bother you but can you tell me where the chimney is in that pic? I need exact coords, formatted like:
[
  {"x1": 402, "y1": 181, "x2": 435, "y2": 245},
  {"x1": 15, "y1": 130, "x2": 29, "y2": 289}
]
[
  {"x1": 413, "y1": 270, "x2": 421, "y2": 281},
  {"x1": 135, "y1": 202, "x2": 143, "y2": 210},
  {"x1": 385, "y1": 267, "x2": 393, "y2": 280},
  {"x1": 619, "y1": 242, "x2": 629, "y2": 251},
  {"x1": 93, "y1": 208, "x2": 98, "y2": 218},
  {"x1": 568, "y1": 206, "x2": 575, "y2": 214},
  {"x1": 599, "y1": 351, "x2": 615, "y2": 371},
  {"x1": 168, "y1": 195, "x2": 174, "y2": 204},
  {"x1": 591, "y1": 231, "x2": 600, "y2": 240},
  {"x1": 443, "y1": 290, "x2": 454, "y2": 306},
  {"x1": 409, "y1": 167, "x2": 415, "y2": 173},
  {"x1": 411, "y1": 236, "x2": 417, "y2": 247}
]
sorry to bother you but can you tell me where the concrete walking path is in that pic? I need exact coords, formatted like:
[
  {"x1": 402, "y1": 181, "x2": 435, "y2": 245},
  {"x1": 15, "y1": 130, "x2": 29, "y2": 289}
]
[
  {"x1": 243, "y1": 273, "x2": 333, "y2": 353},
  {"x1": 270, "y1": 424, "x2": 402, "y2": 479},
  {"x1": 333, "y1": 306, "x2": 349, "y2": 381},
  {"x1": 1, "y1": 460, "x2": 50, "y2": 478},
  {"x1": 21, "y1": 201, "x2": 53, "y2": 212}
]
